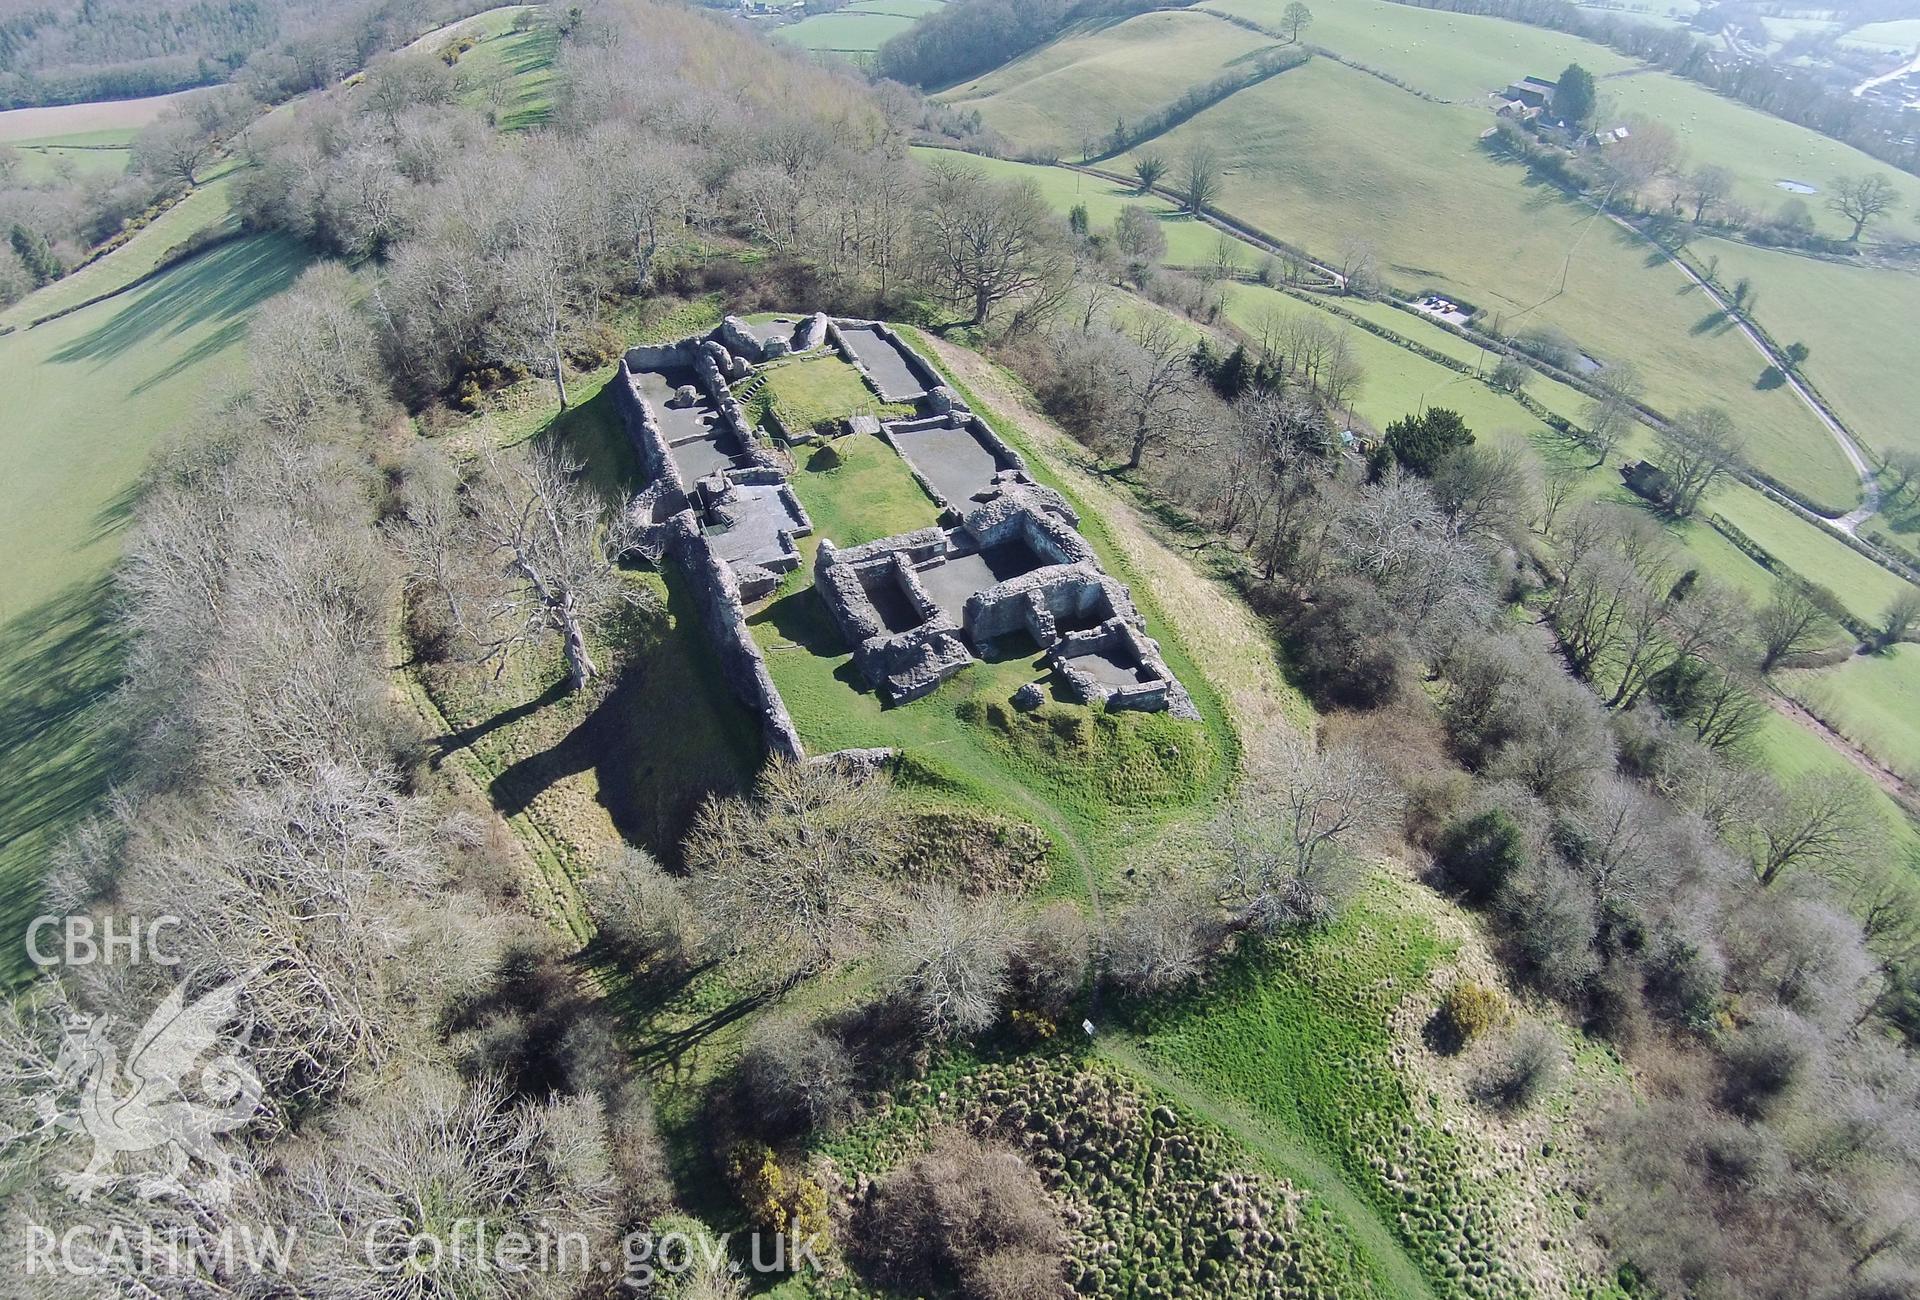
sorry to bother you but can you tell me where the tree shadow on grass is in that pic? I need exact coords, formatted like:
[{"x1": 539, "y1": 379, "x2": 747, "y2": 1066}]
[
  {"x1": 49, "y1": 236, "x2": 305, "y2": 369},
  {"x1": 0, "y1": 576, "x2": 126, "y2": 984},
  {"x1": 1690, "y1": 307, "x2": 1737, "y2": 337},
  {"x1": 434, "y1": 677, "x2": 569, "y2": 757},
  {"x1": 486, "y1": 581, "x2": 759, "y2": 863},
  {"x1": 524, "y1": 381, "x2": 641, "y2": 507}
]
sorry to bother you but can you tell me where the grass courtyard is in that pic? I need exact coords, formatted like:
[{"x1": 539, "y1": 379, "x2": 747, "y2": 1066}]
[{"x1": 746, "y1": 352, "x2": 913, "y2": 437}]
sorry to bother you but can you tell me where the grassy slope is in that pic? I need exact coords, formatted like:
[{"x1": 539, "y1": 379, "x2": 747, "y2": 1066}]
[
  {"x1": 959, "y1": 49, "x2": 1854, "y2": 508},
  {"x1": 1208, "y1": 0, "x2": 1633, "y2": 96},
  {"x1": 1206, "y1": 0, "x2": 1920, "y2": 243},
  {"x1": 1783, "y1": 649, "x2": 1920, "y2": 784},
  {"x1": 0, "y1": 5, "x2": 560, "y2": 977},
  {"x1": 444, "y1": 11, "x2": 559, "y2": 130},
  {"x1": 1147, "y1": 61, "x2": 1857, "y2": 509},
  {"x1": 0, "y1": 233, "x2": 310, "y2": 978},
  {"x1": 938, "y1": 9, "x2": 1278, "y2": 153},
  {"x1": 1695, "y1": 238, "x2": 1920, "y2": 466},
  {"x1": 1, "y1": 167, "x2": 246, "y2": 328},
  {"x1": 907, "y1": 145, "x2": 1250, "y2": 269},
  {"x1": 921, "y1": 151, "x2": 1916, "y2": 630}
]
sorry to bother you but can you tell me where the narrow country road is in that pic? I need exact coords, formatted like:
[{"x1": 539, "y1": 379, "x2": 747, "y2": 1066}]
[
  {"x1": 1613, "y1": 213, "x2": 1882, "y2": 532},
  {"x1": 1853, "y1": 49, "x2": 1920, "y2": 99}
]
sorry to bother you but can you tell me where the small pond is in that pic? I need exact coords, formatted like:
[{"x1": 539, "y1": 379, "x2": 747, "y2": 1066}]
[{"x1": 1775, "y1": 179, "x2": 1819, "y2": 194}]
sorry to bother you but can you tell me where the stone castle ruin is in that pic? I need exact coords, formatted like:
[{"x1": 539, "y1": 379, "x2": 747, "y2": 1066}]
[{"x1": 613, "y1": 312, "x2": 1196, "y2": 760}]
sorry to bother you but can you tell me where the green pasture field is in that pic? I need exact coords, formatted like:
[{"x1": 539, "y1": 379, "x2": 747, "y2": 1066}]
[
  {"x1": 1695, "y1": 238, "x2": 1920, "y2": 468},
  {"x1": 1216, "y1": 282, "x2": 1912, "y2": 629},
  {"x1": 774, "y1": 5, "x2": 927, "y2": 56},
  {"x1": 1784, "y1": 649, "x2": 1920, "y2": 784},
  {"x1": 1750, "y1": 706, "x2": 1920, "y2": 857},
  {"x1": 1713, "y1": 488, "x2": 1916, "y2": 622},
  {"x1": 0, "y1": 233, "x2": 310, "y2": 979},
  {"x1": 7, "y1": 137, "x2": 130, "y2": 183},
  {"x1": 1204, "y1": 0, "x2": 1634, "y2": 98},
  {"x1": 938, "y1": 9, "x2": 1278, "y2": 155},
  {"x1": 1132, "y1": 59, "x2": 1857, "y2": 510},
  {"x1": 908, "y1": 146, "x2": 1251, "y2": 269},
  {"x1": 1, "y1": 168, "x2": 246, "y2": 329},
  {"x1": 932, "y1": 150, "x2": 1905, "y2": 634},
  {"x1": 1222, "y1": 283, "x2": 1549, "y2": 444},
  {"x1": 1206, "y1": 0, "x2": 1920, "y2": 242},
  {"x1": 1839, "y1": 17, "x2": 1920, "y2": 50}
]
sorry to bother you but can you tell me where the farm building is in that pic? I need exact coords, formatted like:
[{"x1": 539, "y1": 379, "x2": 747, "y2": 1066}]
[{"x1": 1506, "y1": 76, "x2": 1558, "y2": 108}]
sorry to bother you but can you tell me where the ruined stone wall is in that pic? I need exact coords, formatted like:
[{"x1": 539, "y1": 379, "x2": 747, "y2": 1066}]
[
  {"x1": 625, "y1": 341, "x2": 698, "y2": 371},
  {"x1": 965, "y1": 563, "x2": 1120, "y2": 646},
  {"x1": 666, "y1": 517, "x2": 805, "y2": 763},
  {"x1": 966, "y1": 504, "x2": 1095, "y2": 570}
]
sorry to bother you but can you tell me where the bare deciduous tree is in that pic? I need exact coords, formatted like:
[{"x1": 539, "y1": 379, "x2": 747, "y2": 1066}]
[
  {"x1": 684, "y1": 762, "x2": 905, "y2": 974},
  {"x1": 735, "y1": 1018, "x2": 856, "y2": 1138},
  {"x1": 916, "y1": 161, "x2": 1068, "y2": 328},
  {"x1": 1118, "y1": 317, "x2": 1200, "y2": 469},
  {"x1": 1217, "y1": 735, "x2": 1396, "y2": 931},
  {"x1": 1180, "y1": 142, "x2": 1223, "y2": 214},
  {"x1": 1578, "y1": 360, "x2": 1643, "y2": 468},
  {"x1": 247, "y1": 263, "x2": 384, "y2": 435},
  {"x1": 1750, "y1": 771, "x2": 1879, "y2": 887},
  {"x1": 883, "y1": 887, "x2": 1018, "y2": 1040},
  {"x1": 1683, "y1": 164, "x2": 1735, "y2": 224},
  {"x1": 266, "y1": 1071, "x2": 619, "y2": 1300},
  {"x1": 133, "y1": 114, "x2": 213, "y2": 188},
  {"x1": 582, "y1": 845, "x2": 702, "y2": 972},
  {"x1": 402, "y1": 446, "x2": 639, "y2": 691},
  {"x1": 1656, "y1": 406, "x2": 1745, "y2": 517},
  {"x1": 1104, "y1": 880, "x2": 1222, "y2": 995},
  {"x1": 1827, "y1": 173, "x2": 1900, "y2": 242},
  {"x1": 1756, "y1": 577, "x2": 1837, "y2": 672}
]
